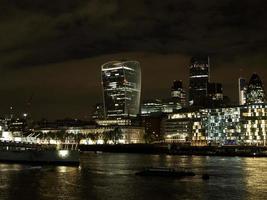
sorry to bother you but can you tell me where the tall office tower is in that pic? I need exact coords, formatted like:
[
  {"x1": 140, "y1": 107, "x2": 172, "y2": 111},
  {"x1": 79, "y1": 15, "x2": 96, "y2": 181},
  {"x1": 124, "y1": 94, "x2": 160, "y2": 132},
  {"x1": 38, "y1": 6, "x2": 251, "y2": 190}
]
[
  {"x1": 246, "y1": 73, "x2": 265, "y2": 104},
  {"x1": 189, "y1": 56, "x2": 210, "y2": 106},
  {"x1": 208, "y1": 83, "x2": 223, "y2": 101},
  {"x1": 101, "y1": 60, "x2": 141, "y2": 119},
  {"x1": 171, "y1": 80, "x2": 187, "y2": 107},
  {"x1": 238, "y1": 78, "x2": 247, "y2": 105}
]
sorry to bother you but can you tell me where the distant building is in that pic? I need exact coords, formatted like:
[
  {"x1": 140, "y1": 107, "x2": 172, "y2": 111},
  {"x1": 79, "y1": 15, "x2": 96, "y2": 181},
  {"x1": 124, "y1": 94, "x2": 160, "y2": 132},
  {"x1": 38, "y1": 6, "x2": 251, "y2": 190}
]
[
  {"x1": 141, "y1": 99, "x2": 182, "y2": 116},
  {"x1": 208, "y1": 83, "x2": 223, "y2": 101},
  {"x1": 162, "y1": 99, "x2": 182, "y2": 113},
  {"x1": 207, "y1": 82, "x2": 224, "y2": 107},
  {"x1": 171, "y1": 80, "x2": 187, "y2": 107},
  {"x1": 36, "y1": 125, "x2": 145, "y2": 144},
  {"x1": 140, "y1": 80, "x2": 186, "y2": 116},
  {"x1": 91, "y1": 103, "x2": 105, "y2": 119},
  {"x1": 140, "y1": 115, "x2": 164, "y2": 143},
  {"x1": 95, "y1": 118, "x2": 131, "y2": 126},
  {"x1": 73, "y1": 126, "x2": 145, "y2": 144},
  {"x1": 189, "y1": 56, "x2": 210, "y2": 107},
  {"x1": 101, "y1": 60, "x2": 141, "y2": 119},
  {"x1": 246, "y1": 73, "x2": 265, "y2": 104},
  {"x1": 163, "y1": 108, "x2": 204, "y2": 144},
  {"x1": 238, "y1": 78, "x2": 247, "y2": 105},
  {"x1": 141, "y1": 99, "x2": 164, "y2": 116}
]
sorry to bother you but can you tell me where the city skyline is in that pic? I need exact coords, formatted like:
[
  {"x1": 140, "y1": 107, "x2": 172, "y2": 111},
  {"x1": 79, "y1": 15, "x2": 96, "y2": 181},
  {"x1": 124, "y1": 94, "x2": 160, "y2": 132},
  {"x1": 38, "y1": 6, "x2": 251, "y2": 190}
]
[
  {"x1": 0, "y1": 54, "x2": 267, "y2": 119},
  {"x1": 2, "y1": 2, "x2": 267, "y2": 200},
  {"x1": 1, "y1": 0, "x2": 267, "y2": 119}
]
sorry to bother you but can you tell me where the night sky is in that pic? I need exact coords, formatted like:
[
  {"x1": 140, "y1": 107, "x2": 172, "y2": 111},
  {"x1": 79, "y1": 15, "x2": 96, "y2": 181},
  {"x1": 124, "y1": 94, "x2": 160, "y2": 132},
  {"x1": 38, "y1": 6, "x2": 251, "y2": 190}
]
[{"x1": 1, "y1": 0, "x2": 267, "y2": 119}]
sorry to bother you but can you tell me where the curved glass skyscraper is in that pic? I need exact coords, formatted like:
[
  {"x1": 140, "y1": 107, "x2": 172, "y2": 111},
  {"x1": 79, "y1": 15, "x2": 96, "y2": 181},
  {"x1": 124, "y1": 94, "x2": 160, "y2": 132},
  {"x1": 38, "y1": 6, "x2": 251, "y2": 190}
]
[
  {"x1": 246, "y1": 73, "x2": 265, "y2": 104},
  {"x1": 101, "y1": 60, "x2": 141, "y2": 119}
]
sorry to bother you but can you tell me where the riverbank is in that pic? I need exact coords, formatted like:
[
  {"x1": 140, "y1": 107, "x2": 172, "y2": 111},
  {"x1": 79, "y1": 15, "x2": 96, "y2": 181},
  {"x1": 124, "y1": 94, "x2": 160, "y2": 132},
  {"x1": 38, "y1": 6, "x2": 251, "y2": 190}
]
[{"x1": 79, "y1": 144, "x2": 267, "y2": 157}]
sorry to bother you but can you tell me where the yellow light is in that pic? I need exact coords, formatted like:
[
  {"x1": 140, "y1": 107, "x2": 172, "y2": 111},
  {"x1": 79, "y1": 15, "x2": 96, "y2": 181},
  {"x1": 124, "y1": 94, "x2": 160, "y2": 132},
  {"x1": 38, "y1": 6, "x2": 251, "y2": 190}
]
[{"x1": 58, "y1": 150, "x2": 69, "y2": 158}]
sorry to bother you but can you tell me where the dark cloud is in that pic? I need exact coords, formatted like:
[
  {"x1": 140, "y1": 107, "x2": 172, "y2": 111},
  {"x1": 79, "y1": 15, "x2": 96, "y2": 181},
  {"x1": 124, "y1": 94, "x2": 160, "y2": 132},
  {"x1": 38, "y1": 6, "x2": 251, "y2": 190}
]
[
  {"x1": 1, "y1": 1, "x2": 267, "y2": 119},
  {"x1": 1, "y1": 0, "x2": 267, "y2": 67}
]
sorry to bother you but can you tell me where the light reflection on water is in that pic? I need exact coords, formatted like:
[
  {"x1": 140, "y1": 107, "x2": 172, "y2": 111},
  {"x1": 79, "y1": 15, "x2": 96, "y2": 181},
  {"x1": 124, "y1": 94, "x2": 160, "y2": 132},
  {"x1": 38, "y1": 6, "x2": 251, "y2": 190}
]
[
  {"x1": 0, "y1": 153, "x2": 267, "y2": 200},
  {"x1": 243, "y1": 158, "x2": 267, "y2": 200}
]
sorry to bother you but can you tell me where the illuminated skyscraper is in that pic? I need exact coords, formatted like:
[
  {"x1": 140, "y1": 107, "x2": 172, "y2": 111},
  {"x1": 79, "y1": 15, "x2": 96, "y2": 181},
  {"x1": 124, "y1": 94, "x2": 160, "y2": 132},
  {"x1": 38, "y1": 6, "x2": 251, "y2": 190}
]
[
  {"x1": 238, "y1": 77, "x2": 247, "y2": 105},
  {"x1": 246, "y1": 73, "x2": 265, "y2": 104},
  {"x1": 189, "y1": 56, "x2": 210, "y2": 106},
  {"x1": 101, "y1": 61, "x2": 141, "y2": 119}
]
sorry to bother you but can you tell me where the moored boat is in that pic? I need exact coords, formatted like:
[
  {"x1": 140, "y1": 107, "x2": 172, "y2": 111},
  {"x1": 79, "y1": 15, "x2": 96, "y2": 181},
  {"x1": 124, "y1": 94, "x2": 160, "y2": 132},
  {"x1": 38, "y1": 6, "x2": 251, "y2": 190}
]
[
  {"x1": 136, "y1": 167, "x2": 195, "y2": 178},
  {"x1": 0, "y1": 141, "x2": 80, "y2": 166}
]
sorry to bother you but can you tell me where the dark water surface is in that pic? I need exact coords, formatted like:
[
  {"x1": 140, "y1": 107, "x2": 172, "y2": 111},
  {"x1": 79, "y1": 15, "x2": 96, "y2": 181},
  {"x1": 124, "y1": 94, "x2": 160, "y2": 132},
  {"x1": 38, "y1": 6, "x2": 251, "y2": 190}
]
[{"x1": 1, "y1": 153, "x2": 267, "y2": 200}]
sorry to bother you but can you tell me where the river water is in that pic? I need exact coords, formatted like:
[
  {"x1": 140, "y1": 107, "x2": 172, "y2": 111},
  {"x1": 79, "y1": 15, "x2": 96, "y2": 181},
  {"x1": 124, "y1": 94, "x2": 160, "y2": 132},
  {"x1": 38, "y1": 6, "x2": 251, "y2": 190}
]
[{"x1": 0, "y1": 153, "x2": 267, "y2": 200}]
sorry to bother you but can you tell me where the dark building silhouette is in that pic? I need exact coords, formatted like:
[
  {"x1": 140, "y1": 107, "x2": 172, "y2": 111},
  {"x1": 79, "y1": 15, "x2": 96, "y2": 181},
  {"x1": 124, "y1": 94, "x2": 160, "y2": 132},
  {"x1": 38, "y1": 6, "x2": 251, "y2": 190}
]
[
  {"x1": 246, "y1": 73, "x2": 265, "y2": 104},
  {"x1": 208, "y1": 83, "x2": 223, "y2": 100},
  {"x1": 207, "y1": 83, "x2": 224, "y2": 107},
  {"x1": 189, "y1": 56, "x2": 210, "y2": 107},
  {"x1": 140, "y1": 115, "x2": 164, "y2": 143}
]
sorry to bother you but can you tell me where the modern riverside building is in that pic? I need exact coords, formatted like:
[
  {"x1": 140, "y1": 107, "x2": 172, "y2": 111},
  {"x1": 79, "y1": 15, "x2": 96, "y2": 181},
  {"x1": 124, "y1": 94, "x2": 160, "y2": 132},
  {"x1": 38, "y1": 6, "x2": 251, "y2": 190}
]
[
  {"x1": 66, "y1": 126, "x2": 145, "y2": 144},
  {"x1": 101, "y1": 61, "x2": 141, "y2": 119},
  {"x1": 241, "y1": 104, "x2": 267, "y2": 146},
  {"x1": 189, "y1": 56, "x2": 210, "y2": 106},
  {"x1": 35, "y1": 125, "x2": 145, "y2": 144},
  {"x1": 202, "y1": 107, "x2": 242, "y2": 145},
  {"x1": 163, "y1": 108, "x2": 204, "y2": 144},
  {"x1": 238, "y1": 78, "x2": 247, "y2": 105},
  {"x1": 246, "y1": 73, "x2": 265, "y2": 104},
  {"x1": 163, "y1": 103, "x2": 267, "y2": 146}
]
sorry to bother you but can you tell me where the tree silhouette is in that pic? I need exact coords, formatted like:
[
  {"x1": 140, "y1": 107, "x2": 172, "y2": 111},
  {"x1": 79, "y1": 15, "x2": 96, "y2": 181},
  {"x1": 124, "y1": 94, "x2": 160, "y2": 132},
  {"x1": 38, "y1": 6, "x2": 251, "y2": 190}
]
[
  {"x1": 112, "y1": 127, "x2": 123, "y2": 144},
  {"x1": 88, "y1": 133, "x2": 99, "y2": 144},
  {"x1": 102, "y1": 127, "x2": 123, "y2": 144}
]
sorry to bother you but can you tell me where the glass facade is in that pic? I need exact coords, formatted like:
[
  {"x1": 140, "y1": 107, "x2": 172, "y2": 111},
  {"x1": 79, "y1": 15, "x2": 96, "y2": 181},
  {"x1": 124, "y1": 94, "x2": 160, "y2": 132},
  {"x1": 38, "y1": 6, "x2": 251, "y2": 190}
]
[
  {"x1": 203, "y1": 107, "x2": 241, "y2": 145},
  {"x1": 101, "y1": 61, "x2": 141, "y2": 118},
  {"x1": 246, "y1": 73, "x2": 265, "y2": 104},
  {"x1": 189, "y1": 56, "x2": 210, "y2": 106},
  {"x1": 241, "y1": 104, "x2": 267, "y2": 146},
  {"x1": 164, "y1": 103, "x2": 267, "y2": 146}
]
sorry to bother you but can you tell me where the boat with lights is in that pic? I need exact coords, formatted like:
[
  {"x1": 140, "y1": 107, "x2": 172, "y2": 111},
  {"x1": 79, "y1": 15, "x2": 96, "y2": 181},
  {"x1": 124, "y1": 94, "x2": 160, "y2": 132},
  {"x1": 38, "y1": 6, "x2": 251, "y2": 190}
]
[{"x1": 0, "y1": 141, "x2": 80, "y2": 166}]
